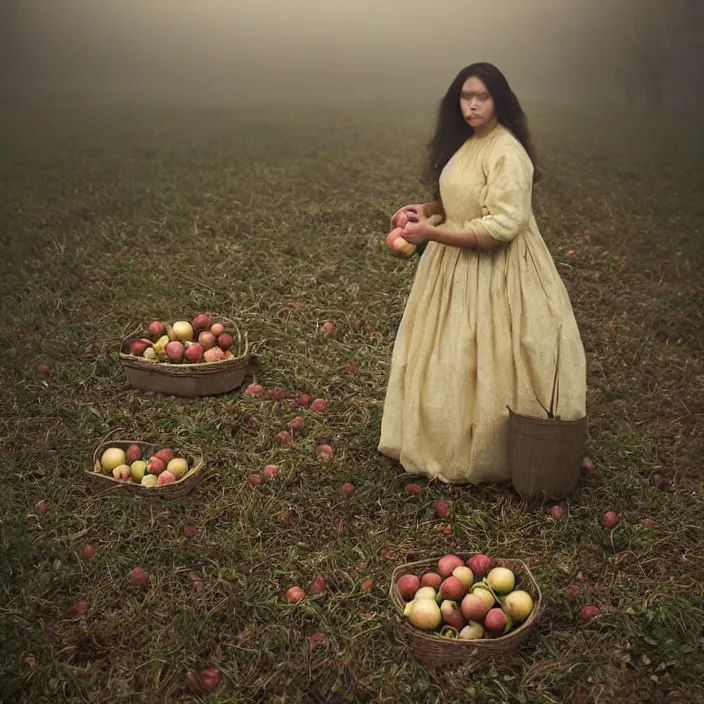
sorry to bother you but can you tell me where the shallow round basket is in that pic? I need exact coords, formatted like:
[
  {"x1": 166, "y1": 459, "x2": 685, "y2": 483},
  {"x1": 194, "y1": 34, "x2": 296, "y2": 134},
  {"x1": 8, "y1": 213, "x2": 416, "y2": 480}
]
[
  {"x1": 87, "y1": 432, "x2": 205, "y2": 501},
  {"x1": 119, "y1": 317, "x2": 250, "y2": 398},
  {"x1": 507, "y1": 406, "x2": 587, "y2": 500},
  {"x1": 389, "y1": 555, "x2": 542, "y2": 668}
]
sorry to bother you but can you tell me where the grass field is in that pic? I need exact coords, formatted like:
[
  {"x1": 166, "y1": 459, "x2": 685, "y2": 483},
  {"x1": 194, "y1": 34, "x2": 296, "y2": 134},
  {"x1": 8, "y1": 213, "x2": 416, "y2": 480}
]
[{"x1": 1, "y1": 95, "x2": 703, "y2": 703}]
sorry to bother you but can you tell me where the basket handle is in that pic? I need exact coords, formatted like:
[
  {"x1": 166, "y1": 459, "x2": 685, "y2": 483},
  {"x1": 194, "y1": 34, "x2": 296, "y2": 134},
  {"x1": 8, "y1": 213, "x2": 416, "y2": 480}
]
[{"x1": 97, "y1": 427, "x2": 126, "y2": 445}]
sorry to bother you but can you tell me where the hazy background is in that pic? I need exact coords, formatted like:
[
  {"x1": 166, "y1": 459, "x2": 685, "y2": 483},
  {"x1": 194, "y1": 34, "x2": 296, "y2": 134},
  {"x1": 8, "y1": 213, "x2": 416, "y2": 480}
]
[{"x1": 2, "y1": 0, "x2": 703, "y2": 109}]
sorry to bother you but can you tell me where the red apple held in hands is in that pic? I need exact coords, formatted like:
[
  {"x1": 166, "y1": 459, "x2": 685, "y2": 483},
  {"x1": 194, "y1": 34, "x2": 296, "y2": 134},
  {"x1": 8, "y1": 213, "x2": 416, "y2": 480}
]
[
  {"x1": 601, "y1": 511, "x2": 620, "y2": 528},
  {"x1": 126, "y1": 444, "x2": 142, "y2": 463}
]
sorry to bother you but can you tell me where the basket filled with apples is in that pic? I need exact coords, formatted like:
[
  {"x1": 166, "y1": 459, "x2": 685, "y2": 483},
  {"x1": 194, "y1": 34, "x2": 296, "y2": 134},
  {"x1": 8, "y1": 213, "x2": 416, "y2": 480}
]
[
  {"x1": 88, "y1": 432, "x2": 205, "y2": 500},
  {"x1": 389, "y1": 552, "x2": 542, "y2": 667},
  {"x1": 119, "y1": 313, "x2": 250, "y2": 397}
]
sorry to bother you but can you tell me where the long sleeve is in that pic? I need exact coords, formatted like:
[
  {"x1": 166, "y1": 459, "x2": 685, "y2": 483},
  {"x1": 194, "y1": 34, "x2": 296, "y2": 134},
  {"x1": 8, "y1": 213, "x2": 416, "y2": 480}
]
[{"x1": 465, "y1": 142, "x2": 534, "y2": 243}]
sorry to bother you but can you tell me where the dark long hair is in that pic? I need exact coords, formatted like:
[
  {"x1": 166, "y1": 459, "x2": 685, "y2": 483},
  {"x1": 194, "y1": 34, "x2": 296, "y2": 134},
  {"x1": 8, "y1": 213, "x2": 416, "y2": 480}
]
[{"x1": 421, "y1": 62, "x2": 541, "y2": 202}]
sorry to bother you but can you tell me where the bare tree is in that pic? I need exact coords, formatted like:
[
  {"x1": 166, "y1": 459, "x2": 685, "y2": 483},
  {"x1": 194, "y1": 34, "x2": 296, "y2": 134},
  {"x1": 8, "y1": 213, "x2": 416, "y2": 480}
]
[{"x1": 598, "y1": 0, "x2": 701, "y2": 110}]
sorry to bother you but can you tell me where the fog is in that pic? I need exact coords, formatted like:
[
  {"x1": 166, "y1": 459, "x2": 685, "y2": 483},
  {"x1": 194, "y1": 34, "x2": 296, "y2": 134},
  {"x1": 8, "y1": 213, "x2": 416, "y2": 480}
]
[{"x1": 3, "y1": 0, "x2": 703, "y2": 109}]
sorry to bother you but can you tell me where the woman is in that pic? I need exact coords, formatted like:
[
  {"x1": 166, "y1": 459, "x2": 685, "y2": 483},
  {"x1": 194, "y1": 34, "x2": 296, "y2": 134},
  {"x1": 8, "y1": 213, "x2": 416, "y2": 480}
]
[{"x1": 378, "y1": 62, "x2": 587, "y2": 485}]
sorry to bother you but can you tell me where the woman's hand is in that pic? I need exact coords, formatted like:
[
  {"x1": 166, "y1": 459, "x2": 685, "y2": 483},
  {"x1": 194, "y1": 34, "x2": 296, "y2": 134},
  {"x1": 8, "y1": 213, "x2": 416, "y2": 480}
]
[
  {"x1": 402, "y1": 219, "x2": 436, "y2": 245},
  {"x1": 391, "y1": 204, "x2": 427, "y2": 229}
]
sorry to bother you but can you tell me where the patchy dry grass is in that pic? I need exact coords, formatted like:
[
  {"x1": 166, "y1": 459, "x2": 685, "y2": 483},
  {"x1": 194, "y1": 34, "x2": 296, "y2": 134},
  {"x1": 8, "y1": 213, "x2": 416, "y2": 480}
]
[{"x1": 1, "y1": 96, "x2": 703, "y2": 703}]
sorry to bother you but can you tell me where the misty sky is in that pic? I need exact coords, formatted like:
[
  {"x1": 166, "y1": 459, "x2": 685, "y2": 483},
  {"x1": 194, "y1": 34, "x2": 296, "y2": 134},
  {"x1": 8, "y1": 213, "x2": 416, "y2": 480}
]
[{"x1": 3, "y1": 0, "x2": 703, "y2": 106}]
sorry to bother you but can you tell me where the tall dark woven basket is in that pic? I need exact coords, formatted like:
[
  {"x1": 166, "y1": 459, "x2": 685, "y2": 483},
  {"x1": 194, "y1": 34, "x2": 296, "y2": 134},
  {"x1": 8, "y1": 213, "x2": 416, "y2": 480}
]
[{"x1": 508, "y1": 407, "x2": 587, "y2": 500}]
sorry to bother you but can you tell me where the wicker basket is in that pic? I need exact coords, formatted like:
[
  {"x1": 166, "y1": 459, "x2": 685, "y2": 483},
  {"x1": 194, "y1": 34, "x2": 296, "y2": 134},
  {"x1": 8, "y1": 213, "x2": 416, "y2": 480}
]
[
  {"x1": 119, "y1": 317, "x2": 250, "y2": 397},
  {"x1": 507, "y1": 406, "x2": 587, "y2": 500},
  {"x1": 87, "y1": 430, "x2": 206, "y2": 500},
  {"x1": 389, "y1": 555, "x2": 541, "y2": 668}
]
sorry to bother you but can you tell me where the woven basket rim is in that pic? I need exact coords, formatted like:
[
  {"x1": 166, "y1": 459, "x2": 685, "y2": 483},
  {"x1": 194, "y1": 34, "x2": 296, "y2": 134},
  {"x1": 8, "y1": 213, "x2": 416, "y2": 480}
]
[
  {"x1": 388, "y1": 554, "x2": 542, "y2": 650},
  {"x1": 507, "y1": 405, "x2": 587, "y2": 427},
  {"x1": 89, "y1": 435, "x2": 204, "y2": 495},
  {"x1": 119, "y1": 315, "x2": 250, "y2": 370}
]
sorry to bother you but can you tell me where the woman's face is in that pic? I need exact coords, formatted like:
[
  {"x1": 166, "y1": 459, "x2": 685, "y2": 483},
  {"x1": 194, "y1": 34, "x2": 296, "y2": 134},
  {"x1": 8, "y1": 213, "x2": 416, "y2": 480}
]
[{"x1": 460, "y1": 76, "x2": 496, "y2": 130}]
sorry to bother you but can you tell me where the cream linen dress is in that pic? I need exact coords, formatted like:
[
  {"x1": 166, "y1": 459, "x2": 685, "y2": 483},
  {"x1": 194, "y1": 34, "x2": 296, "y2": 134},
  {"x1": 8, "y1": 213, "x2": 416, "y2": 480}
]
[{"x1": 378, "y1": 123, "x2": 586, "y2": 484}]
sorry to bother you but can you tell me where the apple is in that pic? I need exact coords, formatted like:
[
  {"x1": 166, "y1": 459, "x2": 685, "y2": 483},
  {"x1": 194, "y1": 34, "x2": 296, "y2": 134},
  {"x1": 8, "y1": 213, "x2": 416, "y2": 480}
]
[
  {"x1": 128, "y1": 338, "x2": 153, "y2": 356},
  {"x1": 165, "y1": 340, "x2": 185, "y2": 362},
  {"x1": 147, "y1": 457, "x2": 165, "y2": 475},
  {"x1": 262, "y1": 464, "x2": 279, "y2": 480},
  {"x1": 166, "y1": 457, "x2": 188, "y2": 480},
  {"x1": 405, "y1": 483, "x2": 421, "y2": 495},
  {"x1": 185, "y1": 342, "x2": 204, "y2": 362},
  {"x1": 191, "y1": 313, "x2": 213, "y2": 334},
  {"x1": 81, "y1": 544, "x2": 96, "y2": 559},
  {"x1": 157, "y1": 470, "x2": 176, "y2": 486},
  {"x1": 148, "y1": 320, "x2": 165, "y2": 338},
  {"x1": 141, "y1": 474, "x2": 158, "y2": 487},
  {"x1": 217, "y1": 332, "x2": 234, "y2": 350},
  {"x1": 128, "y1": 566, "x2": 150, "y2": 588},
  {"x1": 126, "y1": 444, "x2": 142, "y2": 463},
  {"x1": 210, "y1": 322, "x2": 225, "y2": 337},
  {"x1": 172, "y1": 321, "x2": 194, "y2": 342},
  {"x1": 198, "y1": 331, "x2": 216, "y2": 350},
  {"x1": 602, "y1": 511, "x2": 620, "y2": 528},
  {"x1": 452, "y1": 566, "x2": 474, "y2": 589},
  {"x1": 310, "y1": 398, "x2": 328, "y2": 412},
  {"x1": 100, "y1": 447, "x2": 127, "y2": 473},
  {"x1": 315, "y1": 444, "x2": 334, "y2": 459},
  {"x1": 154, "y1": 448, "x2": 175, "y2": 464},
  {"x1": 396, "y1": 574, "x2": 421, "y2": 601},
  {"x1": 130, "y1": 460, "x2": 147, "y2": 483},
  {"x1": 434, "y1": 500, "x2": 451, "y2": 519},
  {"x1": 112, "y1": 464, "x2": 131, "y2": 481},
  {"x1": 420, "y1": 572, "x2": 442, "y2": 590},
  {"x1": 297, "y1": 393, "x2": 311, "y2": 406},
  {"x1": 440, "y1": 576, "x2": 466, "y2": 601},
  {"x1": 341, "y1": 482, "x2": 355, "y2": 497},
  {"x1": 309, "y1": 576, "x2": 327, "y2": 595},
  {"x1": 321, "y1": 321, "x2": 335, "y2": 334},
  {"x1": 204, "y1": 347, "x2": 225, "y2": 362},
  {"x1": 283, "y1": 586, "x2": 305, "y2": 603}
]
